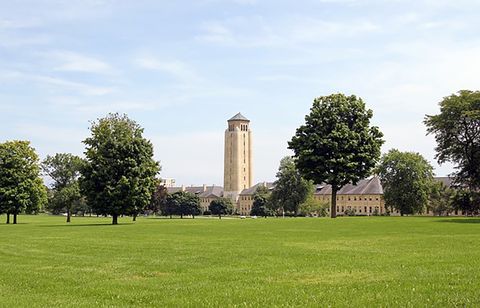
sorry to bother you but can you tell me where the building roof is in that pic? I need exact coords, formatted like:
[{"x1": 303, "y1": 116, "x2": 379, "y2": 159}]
[
  {"x1": 166, "y1": 185, "x2": 223, "y2": 197},
  {"x1": 239, "y1": 182, "x2": 274, "y2": 195},
  {"x1": 228, "y1": 112, "x2": 249, "y2": 122},
  {"x1": 199, "y1": 186, "x2": 223, "y2": 198},
  {"x1": 315, "y1": 176, "x2": 383, "y2": 195}
]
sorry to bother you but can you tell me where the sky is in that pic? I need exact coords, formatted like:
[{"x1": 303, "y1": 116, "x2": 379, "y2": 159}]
[{"x1": 1, "y1": 0, "x2": 479, "y2": 186}]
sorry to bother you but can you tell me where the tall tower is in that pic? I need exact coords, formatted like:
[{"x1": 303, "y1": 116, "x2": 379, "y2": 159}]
[{"x1": 223, "y1": 112, "x2": 253, "y2": 201}]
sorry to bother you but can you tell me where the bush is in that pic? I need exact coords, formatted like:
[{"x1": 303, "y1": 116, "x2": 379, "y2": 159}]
[
  {"x1": 203, "y1": 210, "x2": 211, "y2": 215},
  {"x1": 344, "y1": 208, "x2": 355, "y2": 216}
]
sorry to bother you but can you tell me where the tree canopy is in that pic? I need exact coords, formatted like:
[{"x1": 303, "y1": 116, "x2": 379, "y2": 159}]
[
  {"x1": 425, "y1": 90, "x2": 480, "y2": 191},
  {"x1": 80, "y1": 113, "x2": 160, "y2": 224},
  {"x1": 289, "y1": 93, "x2": 384, "y2": 218},
  {"x1": 0, "y1": 140, "x2": 47, "y2": 224},
  {"x1": 376, "y1": 149, "x2": 434, "y2": 215},
  {"x1": 269, "y1": 157, "x2": 312, "y2": 216},
  {"x1": 165, "y1": 191, "x2": 201, "y2": 218},
  {"x1": 250, "y1": 186, "x2": 273, "y2": 218},
  {"x1": 42, "y1": 153, "x2": 85, "y2": 222},
  {"x1": 209, "y1": 198, "x2": 234, "y2": 219}
]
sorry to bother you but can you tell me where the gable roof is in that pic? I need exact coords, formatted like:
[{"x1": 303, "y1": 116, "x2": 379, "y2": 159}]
[
  {"x1": 228, "y1": 112, "x2": 249, "y2": 122},
  {"x1": 239, "y1": 182, "x2": 274, "y2": 195},
  {"x1": 315, "y1": 177, "x2": 383, "y2": 195},
  {"x1": 166, "y1": 185, "x2": 223, "y2": 197}
]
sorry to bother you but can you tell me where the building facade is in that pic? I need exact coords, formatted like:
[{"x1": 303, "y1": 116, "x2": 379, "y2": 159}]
[{"x1": 223, "y1": 113, "x2": 253, "y2": 202}]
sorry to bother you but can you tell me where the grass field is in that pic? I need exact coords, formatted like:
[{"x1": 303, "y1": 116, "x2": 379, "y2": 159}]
[{"x1": 0, "y1": 215, "x2": 479, "y2": 307}]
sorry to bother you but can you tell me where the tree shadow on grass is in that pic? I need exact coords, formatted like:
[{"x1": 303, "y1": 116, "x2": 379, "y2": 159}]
[
  {"x1": 39, "y1": 223, "x2": 134, "y2": 227},
  {"x1": 436, "y1": 218, "x2": 480, "y2": 224}
]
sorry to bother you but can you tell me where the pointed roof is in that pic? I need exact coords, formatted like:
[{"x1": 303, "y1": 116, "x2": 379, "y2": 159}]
[{"x1": 228, "y1": 112, "x2": 250, "y2": 122}]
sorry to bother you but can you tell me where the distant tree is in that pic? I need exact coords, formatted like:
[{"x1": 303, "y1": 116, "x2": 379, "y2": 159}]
[
  {"x1": 149, "y1": 182, "x2": 168, "y2": 215},
  {"x1": 451, "y1": 189, "x2": 480, "y2": 216},
  {"x1": 289, "y1": 94, "x2": 384, "y2": 218},
  {"x1": 376, "y1": 149, "x2": 434, "y2": 215},
  {"x1": 42, "y1": 153, "x2": 84, "y2": 223},
  {"x1": 165, "y1": 191, "x2": 201, "y2": 218},
  {"x1": 79, "y1": 113, "x2": 160, "y2": 225},
  {"x1": 425, "y1": 90, "x2": 480, "y2": 192},
  {"x1": 209, "y1": 198, "x2": 234, "y2": 219},
  {"x1": 269, "y1": 157, "x2": 314, "y2": 216},
  {"x1": 299, "y1": 195, "x2": 329, "y2": 217},
  {"x1": 250, "y1": 186, "x2": 272, "y2": 218},
  {"x1": 0, "y1": 141, "x2": 47, "y2": 224},
  {"x1": 428, "y1": 181, "x2": 454, "y2": 216}
]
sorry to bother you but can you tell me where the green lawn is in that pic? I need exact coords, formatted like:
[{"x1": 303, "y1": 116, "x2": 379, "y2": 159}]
[{"x1": 0, "y1": 215, "x2": 479, "y2": 307}]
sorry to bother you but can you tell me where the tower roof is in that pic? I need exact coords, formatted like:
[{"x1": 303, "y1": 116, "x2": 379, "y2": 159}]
[{"x1": 228, "y1": 112, "x2": 249, "y2": 122}]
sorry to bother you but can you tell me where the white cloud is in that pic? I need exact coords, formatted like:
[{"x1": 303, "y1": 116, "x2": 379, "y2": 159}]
[
  {"x1": 135, "y1": 56, "x2": 201, "y2": 82},
  {"x1": 48, "y1": 51, "x2": 113, "y2": 74}
]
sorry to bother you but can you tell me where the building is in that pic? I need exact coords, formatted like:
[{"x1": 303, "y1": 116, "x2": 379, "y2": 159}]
[
  {"x1": 166, "y1": 184, "x2": 223, "y2": 213},
  {"x1": 223, "y1": 113, "x2": 253, "y2": 202},
  {"x1": 238, "y1": 182, "x2": 274, "y2": 215},
  {"x1": 160, "y1": 178, "x2": 176, "y2": 187},
  {"x1": 314, "y1": 177, "x2": 385, "y2": 215}
]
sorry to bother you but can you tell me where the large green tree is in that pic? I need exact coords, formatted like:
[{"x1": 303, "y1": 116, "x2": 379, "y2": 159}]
[
  {"x1": 209, "y1": 197, "x2": 234, "y2": 219},
  {"x1": 0, "y1": 140, "x2": 47, "y2": 224},
  {"x1": 376, "y1": 149, "x2": 434, "y2": 215},
  {"x1": 425, "y1": 90, "x2": 480, "y2": 192},
  {"x1": 289, "y1": 94, "x2": 384, "y2": 218},
  {"x1": 42, "y1": 153, "x2": 84, "y2": 222},
  {"x1": 269, "y1": 157, "x2": 312, "y2": 216},
  {"x1": 80, "y1": 113, "x2": 160, "y2": 224}
]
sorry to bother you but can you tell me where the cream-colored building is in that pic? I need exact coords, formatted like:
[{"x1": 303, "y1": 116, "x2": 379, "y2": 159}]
[
  {"x1": 223, "y1": 113, "x2": 253, "y2": 202},
  {"x1": 314, "y1": 177, "x2": 386, "y2": 215}
]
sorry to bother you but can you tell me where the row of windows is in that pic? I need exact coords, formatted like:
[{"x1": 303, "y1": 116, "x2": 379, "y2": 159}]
[
  {"x1": 240, "y1": 196, "x2": 253, "y2": 201},
  {"x1": 319, "y1": 196, "x2": 380, "y2": 202}
]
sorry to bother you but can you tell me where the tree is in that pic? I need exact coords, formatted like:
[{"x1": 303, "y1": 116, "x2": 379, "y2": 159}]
[
  {"x1": 0, "y1": 140, "x2": 47, "y2": 224},
  {"x1": 42, "y1": 153, "x2": 84, "y2": 222},
  {"x1": 79, "y1": 113, "x2": 160, "y2": 225},
  {"x1": 299, "y1": 195, "x2": 329, "y2": 217},
  {"x1": 376, "y1": 149, "x2": 434, "y2": 215},
  {"x1": 164, "y1": 191, "x2": 201, "y2": 218},
  {"x1": 451, "y1": 189, "x2": 480, "y2": 216},
  {"x1": 428, "y1": 181, "x2": 454, "y2": 216},
  {"x1": 250, "y1": 186, "x2": 272, "y2": 218},
  {"x1": 425, "y1": 90, "x2": 480, "y2": 191},
  {"x1": 269, "y1": 157, "x2": 313, "y2": 216},
  {"x1": 148, "y1": 182, "x2": 168, "y2": 215},
  {"x1": 209, "y1": 198, "x2": 234, "y2": 219},
  {"x1": 289, "y1": 94, "x2": 384, "y2": 218}
]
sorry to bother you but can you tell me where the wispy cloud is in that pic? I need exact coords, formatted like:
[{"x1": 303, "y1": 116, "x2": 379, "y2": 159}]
[
  {"x1": 135, "y1": 56, "x2": 202, "y2": 82},
  {"x1": 47, "y1": 51, "x2": 113, "y2": 74}
]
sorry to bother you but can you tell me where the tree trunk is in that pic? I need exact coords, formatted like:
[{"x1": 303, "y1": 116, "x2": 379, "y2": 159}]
[
  {"x1": 112, "y1": 214, "x2": 118, "y2": 225},
  {"x1": 331, "y1": 186, "x2": 337, "y2": 218},
  {"x1": 169, "y1": 214, "x2": 172, "y2": 219},
  {"x1": 66, "y1": 209, "x2": 71, "y2": 223},
  {"x1": 192, "y1": 215, "x2": 195, "y2": 219},
  {"x1": 133, "y1": 214, "x2": 137, "y2": 221},
  {"x1": 6, "y1": 213, "x2": 10, "y2": 224},
  {"x1": 13, "y1": 213, "x2": 17, "y2": 224},
  {"x1": 180, "y1": 213, "x2": 183, "y2": 219},
  {"x1": 219, "y1": 214, "x2": 221, "y2": 219}
]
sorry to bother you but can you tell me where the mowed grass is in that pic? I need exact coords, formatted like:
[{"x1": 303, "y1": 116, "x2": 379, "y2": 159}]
[{"x1": 0, "y1": 216, "x2": 479, "y2": 307}]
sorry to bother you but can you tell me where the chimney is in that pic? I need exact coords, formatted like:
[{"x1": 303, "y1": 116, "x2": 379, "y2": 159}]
[
  {"x1": 203, "y1": 184, "x2": 207, "y2": 192},
  {"x1": 181, "y1": 185, "x2": 185, "y2": 192},
  {"x1": 263, "y1": 181, "x2": 267, "y2": 187}
]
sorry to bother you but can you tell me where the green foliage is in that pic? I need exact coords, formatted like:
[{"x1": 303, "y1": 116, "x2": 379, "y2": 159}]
[
  {"x1": 0, "y1": 140, "x2": 47, "y2": 223},
  {"x1": 209, "y1": 197, "x2": 234, "y2": 218},
  {"x1": 165, "y1": 191, "x2": 201, "y2": 218},
  {"x1": 269, "y1": 157, "x2": 313, "y2": 216},
  {"x1": 425, "y1": 90, "x2": 480, "y2": 190},
  {"x1": 148, "y1": 182, "x2": 168, "y2": 215},
  {"x1": 79, "y1": 113, "x2": 160, "y2": 224},
  {"x1": 250, "y1": 187, "x2": 273, "y2": 217},
  {"x1": 299, "y1": 195, "x2": 329, "y2": 217},
  {"x1": 428, "y1": 181, "x2": 454, "y2": 216},
  {"x1": 42, "y1": 153, "x2": 85, "y2": 222},
  {"x1": 451, "y1": 189, "x2": 480, "y2": 216},
  {"x1": 376, "y1": 149, "x2": 434, "y2": 215},
  {"x1": 289, "y1": 93, "x2": 384, "y2": 218}
]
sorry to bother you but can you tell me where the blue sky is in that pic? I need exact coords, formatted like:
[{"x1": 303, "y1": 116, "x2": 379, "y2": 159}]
[{"x1": 1, "y1": 0, "x2": 479, "y2": 186}]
